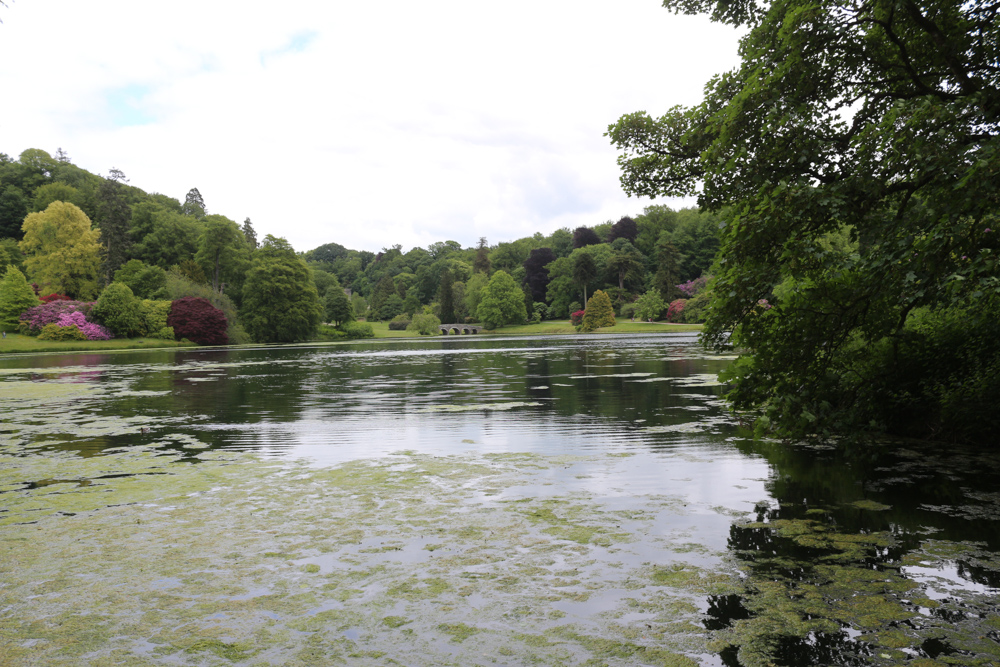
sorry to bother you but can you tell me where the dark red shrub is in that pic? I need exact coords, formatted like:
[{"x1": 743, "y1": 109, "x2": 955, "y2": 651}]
[
  {"x1": 167, "y1": 297, "x2": 228, "y2": 346},
  {"x1": 40, "y1": 294, "x2": 72, "y2": 303},
  {"x1": 570, "y1": 309, "x2": 586, "y2": 326}
]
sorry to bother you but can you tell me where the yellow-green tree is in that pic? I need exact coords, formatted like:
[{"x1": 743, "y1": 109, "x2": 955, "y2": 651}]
[
  {"x1": 582, "y1": 290, "x2": 615, "y2": 331},
  {"x1": 20, "y1": 202, "x2": 101, "y2": 299}
]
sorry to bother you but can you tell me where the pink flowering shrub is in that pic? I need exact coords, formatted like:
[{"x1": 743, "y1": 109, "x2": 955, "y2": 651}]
[
  {"x1": 667, "y1": 299, "x2": 687, "y2": 322},
  {"x1": 56, "y1": 311, "x2": 113, "y2": 340},
  {"x1": 570, "y1": 309, "x2": 586, "y2": 326},
  {"x1": 18, "y1": 301, "x2": 111, "y2": 339},
  {"x1": 676, "y1": 275, "x2": 712, "y2": 298}
]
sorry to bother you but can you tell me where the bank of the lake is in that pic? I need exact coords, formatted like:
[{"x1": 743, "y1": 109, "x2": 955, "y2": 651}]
[
  {"x1": 0, "y1": 321, "x2": 703, "y2": 354},
  {"x1": 0, "y1": 332, "x2": 198, "y2": 355}
]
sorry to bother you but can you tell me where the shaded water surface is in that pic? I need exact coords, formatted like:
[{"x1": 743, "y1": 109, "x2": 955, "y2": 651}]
[{"x1": 1, "y1": 333, "x2": 999, "y2": 666}]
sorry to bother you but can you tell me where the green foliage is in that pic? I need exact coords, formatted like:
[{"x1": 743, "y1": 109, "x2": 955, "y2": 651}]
[
  {"x1": 342, "y1": 321, "x2": 374, "y2": 339},
  {"x1": 37, "y1": 323, "x2": 88, "y2": 341},
  {"x1": 0, "y1": 238, "x2": 24, "y2": 276},
  {"x1": 114, "y1": 260, "x2": 168, "y2": 299},
  {"x1": 0, "y1": 266, "x2": 40, "y2": 329},
  {"x1": 634, "y1": 290, "x2": 667, "y2": 321},
  {"x1": 438, "y1": 269, "x2": 455, "y2": 324},
  {"x1": 31, "y1": 182, "x2": 82, "y2": 213},
  {"x1": 154, "y1": 326, "x2": 175, "y2": 341},
  {"x1": 92, "y1": 283, "x2": 144, "y2": 338},
  {"x1": 477, "y1": 270, "x2": 527, "y2": 329},
  {"x1": 388, "y1": 314, "x2": 411, "y2": 331},
  {"x1": 0, "y1": 184, "x2": 29, "y2": 240},
  {"x1": 242, "y1": 235, "x2": 323, "y2": 343},
  {"x1": 324, "y1": 280, "x2": 354, "y2": 327},
  {"x1": 195, "y1": 214, "x2": 250, "y2": 299},
  {"x1": 463, "y1": 272, "x2": 488, "y2": 319},
  {"x1": 20, "y1": 201, "x2": 101, "y2": 300},
  {"x1": 131, "y1": 203, "x2": 203, "y2": 269},
  {"x1": 407, "y1": 313, "x2": 441, "y2": 335},
  {"x1": 375, "y1": 294, "x2": 404, "y2": 321},
  {"x1": 609, "y1": 0, "x2": 1000, "y2": 443},
  {"x1": 679, "y1": 290, "x2": 711, "y2": 324},
  {"x1": 95, "y1": 169, "x2": 133, "y2": 280},
  {"x1": 582, "y1": 290, "x2": 615, "y2": 331},
  {"x1": 140, "y1": 299, "x2": 172, "y2": 336}
]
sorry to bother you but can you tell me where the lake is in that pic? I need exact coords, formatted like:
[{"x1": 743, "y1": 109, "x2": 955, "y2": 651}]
[{"x1": 1, "y1": 333, "x2": 999, "y2": 666}]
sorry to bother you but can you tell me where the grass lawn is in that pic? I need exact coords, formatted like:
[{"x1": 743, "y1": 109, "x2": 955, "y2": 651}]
[
  {"x1": 365, "y1": 321, "x2": 423, "y2": 338},
  {"x1": 0, "y1": 333, "x2": 198, "y2": 355},
  {"x1": 363, "y1": 319, "x2": 702, "y2": 338},
  {"x1": 490, "y1": 320, "x2": 703, "y2": 335}
]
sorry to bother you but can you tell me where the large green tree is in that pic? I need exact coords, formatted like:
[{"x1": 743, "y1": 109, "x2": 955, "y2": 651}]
[
  {"x1": 608, "y1": 0, "x2": 1000, "y2": 443},
  {"x1": 242, "y1": 235, "x2": 323, "y2": 343},
  {"x1": 20, "y1": 202, "x2": 102, "y2": 299},
  {"x1": 477, "y1": 270, "x2": 527, "y2": 329}
]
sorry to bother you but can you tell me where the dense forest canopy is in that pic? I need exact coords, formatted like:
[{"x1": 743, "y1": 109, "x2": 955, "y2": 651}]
[
  {"x1": 0, "y1": 147, "x2": 721, "y2": 344},
  {"x1": 608, "y1": 0, "x2": 1000, "y2": 444}
]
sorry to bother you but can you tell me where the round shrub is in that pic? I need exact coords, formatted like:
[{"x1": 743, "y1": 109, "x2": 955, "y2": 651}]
[
  {"x1": 37, "y1": 323, "x2": 88, "y2": 341},
  {"x1": 167, "y1": 297, "x2": 228, "y2": 346},
  {"x1": 406, "y1": 313, "x2": 441, "y2": 335},
  {"x1": 388, "y1": 314, "x2": 411, "y2": 331},
  {"x1": 342, "y1": 321, "x2": 374, "y2": 339},
  {"x1": 91, "y1": 283, "x2": 144, "y2": 338}
]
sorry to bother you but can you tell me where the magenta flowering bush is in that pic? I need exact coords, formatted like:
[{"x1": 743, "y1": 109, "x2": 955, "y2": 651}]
[
  {"x1": 676, "y1": 275, "x2": 712, "y2": 298},
  {"x1": 55, "y1": 311, "x2": 113, "y2": 340},
  {"x1": 18, "y1": 301, "x2": 111, "y2": 339}
]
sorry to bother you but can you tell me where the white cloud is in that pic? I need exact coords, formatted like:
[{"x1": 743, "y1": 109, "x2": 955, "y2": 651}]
[{"x1": 0, "y1": 0, "x2": 741, "y2": 253}]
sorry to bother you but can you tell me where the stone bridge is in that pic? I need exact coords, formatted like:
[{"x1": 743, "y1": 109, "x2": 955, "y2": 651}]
[{"x1": 439, "y1": 324, "x2": 482, "y2": 335}]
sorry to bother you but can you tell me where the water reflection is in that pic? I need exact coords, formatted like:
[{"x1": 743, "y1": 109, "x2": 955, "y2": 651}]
[{"x1": 3, "y1": 334, "x2": 1000, "y2": 665}]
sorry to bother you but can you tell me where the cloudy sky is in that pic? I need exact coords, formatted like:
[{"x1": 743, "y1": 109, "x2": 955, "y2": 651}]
[{"x1": 0, "y1": 1, "x2": 741, "y2": 254}]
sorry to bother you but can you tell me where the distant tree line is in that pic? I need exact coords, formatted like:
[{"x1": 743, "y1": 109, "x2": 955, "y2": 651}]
[{"x1": 0, "y1": 147, "x2": 720, "y2": 344}]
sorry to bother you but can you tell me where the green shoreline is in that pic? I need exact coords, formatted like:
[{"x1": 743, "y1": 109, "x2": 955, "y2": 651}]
[{"x1": 0, "y1": 321, "x2": 703, "y2": 356}]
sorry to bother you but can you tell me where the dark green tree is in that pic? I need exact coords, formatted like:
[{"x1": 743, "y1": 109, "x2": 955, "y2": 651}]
[
  {"x1": 95, "y1": 168, "x2": 133, "y2": 281},
  {"x1": 571, "y1": 252, "x2": 598, "y2": 305},
  {"x1": 653, "y1": 236, "x2": 683, "y2": 302},
  {"x1": 0, "y1": 185, "x2": 28, "y2": 240},
  {"x1": 242, "y1": 235, "x2": 323, "y2": 343},
  {"x1": 0, "y1": 238, "x2": 23, "y2": 276},
  {"x1": 523, "y1": 247, "x2": 556, "y2": 303},
  {"x1": 473, "y1": 237, "x2": 491, "y2": 274},
  {"x1": 182, "y1": 188, "x2": 206, "y2": 218},
  {"x1": 607, "y1": 0, "x2": 1000, "y2": 443},
  {"x1": 242, "y1": 217, "x2": 258, "y2": 250},
  {"x1": 438, "y1": 268, "x2": 456, "y2": 324}
]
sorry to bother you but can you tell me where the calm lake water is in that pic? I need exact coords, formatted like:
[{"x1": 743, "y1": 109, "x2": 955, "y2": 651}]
[{"x1": 2, "y1": 333, "x2": 999, "y2": 666}]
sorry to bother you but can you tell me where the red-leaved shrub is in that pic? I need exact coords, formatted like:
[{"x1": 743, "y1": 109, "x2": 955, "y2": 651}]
[
  {"x1": 167, "y1": 297, "x2": 228, "y2": 346},
  {"x1": 667, "y1": 299, "x2": 687, "y2": 322},
  {"x1": 570, "y1": 310, "x2": 586, "y2": 326},
  {"x1": 40, "y1": 294, "x2": 72, "y2": 303}
]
